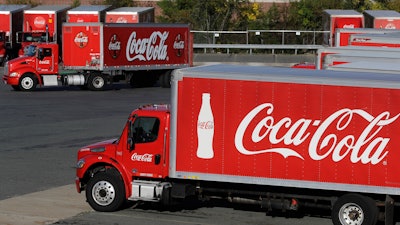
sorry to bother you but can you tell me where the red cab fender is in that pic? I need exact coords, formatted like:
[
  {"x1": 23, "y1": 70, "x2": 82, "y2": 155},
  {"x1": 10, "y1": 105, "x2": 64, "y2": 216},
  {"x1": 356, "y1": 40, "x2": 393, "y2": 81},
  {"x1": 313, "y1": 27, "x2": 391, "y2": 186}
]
[{"x1": 76, "y1": 154, "x2": 132, "y2": 199}]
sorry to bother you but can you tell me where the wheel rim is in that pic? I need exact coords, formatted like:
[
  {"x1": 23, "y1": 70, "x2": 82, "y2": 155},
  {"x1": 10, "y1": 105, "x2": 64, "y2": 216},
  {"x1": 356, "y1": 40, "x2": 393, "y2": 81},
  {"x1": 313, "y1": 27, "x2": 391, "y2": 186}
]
[
  {"x1": 92, "y1": 180, "x2": 116, "y2": 206},
  {"x1": 339, "y1": 203, "x2": 364, "y2": 225},
  {"x1": 21, "y1": 77, "x2": 34, "y2": 90},
  {"x1": 92, "y1": 76, "x2": 104, "y2": 89}
]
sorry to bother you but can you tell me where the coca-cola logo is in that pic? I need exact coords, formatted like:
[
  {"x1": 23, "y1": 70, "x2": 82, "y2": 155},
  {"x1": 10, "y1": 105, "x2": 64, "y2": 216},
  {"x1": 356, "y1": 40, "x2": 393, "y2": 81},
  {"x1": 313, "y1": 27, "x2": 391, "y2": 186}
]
[
  {"x1": 108, "y1": 34, "x2": 121, "y2": 59},
  {"x1": 126, "y1": 31, "x2": 168, "y2": 62},
  {"x1": 385, "y1": 23, "x2": 396, "y2": 29},
  {"x1": 116, "y1": 17, "x2": 128, "y2": 23},
  {"x1": 131, "y1": 153, "x2": 153, "y2": 162},
  {"x1": 342, "y1": 24, "x2": 355, "y2": 28},
  {"x1": 74, "y1": 32, "x2": 89, "y2": 48},
  {"x1": 198, "y1": 121, "x2": 214, "y2": 129},
  {"x1": 39, "y1": 59, "x2": 50, "y2": 64},
  {"x1": 235, "y1": 103, "x2": 400, "y2": 165},
  {"x1": 34, "y1": 16, "x2": 46, "y2": 29},
  {"x1": 173, "y1": 34, "x2": 185, "y2": 57}
]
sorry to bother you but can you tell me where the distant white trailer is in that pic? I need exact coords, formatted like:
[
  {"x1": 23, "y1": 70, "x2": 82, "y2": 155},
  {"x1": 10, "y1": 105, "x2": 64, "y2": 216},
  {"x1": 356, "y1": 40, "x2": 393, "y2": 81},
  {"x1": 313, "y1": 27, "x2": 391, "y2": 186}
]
[
  {"x1": 349, "y1": 32, "x2": 400, "y2": 48},
  {"x1": 334, "y1": 28, "x2": 400, "y2": 47},
  {"x1": 105, "y1": 7, "x2": 154, "y2": 23},
  {"x1": 316, "y1": 46, "x2": 400, "y2": 70}
]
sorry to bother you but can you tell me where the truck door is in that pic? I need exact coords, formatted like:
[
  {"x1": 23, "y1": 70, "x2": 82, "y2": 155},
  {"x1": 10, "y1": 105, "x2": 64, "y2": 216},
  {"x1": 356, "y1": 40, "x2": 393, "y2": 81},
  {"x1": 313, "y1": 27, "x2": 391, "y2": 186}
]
[
  {"x1": 36, "y1": 47, "x2": 55, "y2": 74},
  {"x1": 124, "y1": 115, "x2": 167, "y2": 179}
]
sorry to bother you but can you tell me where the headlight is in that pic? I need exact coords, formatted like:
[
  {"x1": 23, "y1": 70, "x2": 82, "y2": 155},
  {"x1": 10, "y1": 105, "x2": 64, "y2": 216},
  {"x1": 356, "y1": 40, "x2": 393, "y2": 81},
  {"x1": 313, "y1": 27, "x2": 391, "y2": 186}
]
[
  {"x1": 76, "y1": 159, "x2": 85, "y2": 169},
  {"x1": 9, "y1": 72, "x2": 19, "y2": 77}
]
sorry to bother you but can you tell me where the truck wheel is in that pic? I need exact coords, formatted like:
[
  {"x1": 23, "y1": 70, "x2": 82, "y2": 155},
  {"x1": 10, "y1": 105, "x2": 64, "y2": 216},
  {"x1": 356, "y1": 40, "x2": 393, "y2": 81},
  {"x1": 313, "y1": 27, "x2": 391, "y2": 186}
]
[
  {"x1": 87, "y1": 74, "x2": 106, "y2": 91},
  {"x1": 86, "y1": 170, "x2": 125, "y2": 212},
  {"x1": 19, "y1": 74, "x2": 37, "y2": 91},
  {"x1": 160, "y1": 71, "x2": 171, "y2": 88},
  {"x1": 332, "y1": 194, "x2": 378, "y2": 225}
]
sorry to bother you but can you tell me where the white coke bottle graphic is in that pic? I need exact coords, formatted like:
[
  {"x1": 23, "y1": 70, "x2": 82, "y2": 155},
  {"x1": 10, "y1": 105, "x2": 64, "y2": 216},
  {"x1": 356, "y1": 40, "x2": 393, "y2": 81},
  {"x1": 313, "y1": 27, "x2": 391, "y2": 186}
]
[{"x1": 197, "y1": 93, "x2": 214, "y2": 159}]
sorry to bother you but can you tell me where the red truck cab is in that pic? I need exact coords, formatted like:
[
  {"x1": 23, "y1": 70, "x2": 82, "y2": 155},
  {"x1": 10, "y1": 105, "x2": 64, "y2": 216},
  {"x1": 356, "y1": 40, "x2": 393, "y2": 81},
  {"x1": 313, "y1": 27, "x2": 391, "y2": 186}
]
[
  {"x1": 76, "y1": 104, "x2": 170, "y2": 211},
  {"x1": 3, "y1": 42, "x2": 59, "y2": 91}
]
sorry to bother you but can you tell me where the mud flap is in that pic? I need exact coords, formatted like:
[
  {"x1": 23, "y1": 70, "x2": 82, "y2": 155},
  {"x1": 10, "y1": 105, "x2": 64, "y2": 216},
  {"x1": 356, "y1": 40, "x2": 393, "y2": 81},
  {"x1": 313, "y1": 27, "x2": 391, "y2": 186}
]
[{"x1": 385, "y1": 195, "x2": 394, "y2": 225}]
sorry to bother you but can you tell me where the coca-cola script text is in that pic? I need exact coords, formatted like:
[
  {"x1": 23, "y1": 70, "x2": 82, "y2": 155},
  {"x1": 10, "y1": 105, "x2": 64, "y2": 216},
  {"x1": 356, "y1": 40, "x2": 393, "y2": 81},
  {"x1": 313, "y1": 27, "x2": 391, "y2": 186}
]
[{"x1": 235, "y1": 103, "x2": 400, "y2": 165}]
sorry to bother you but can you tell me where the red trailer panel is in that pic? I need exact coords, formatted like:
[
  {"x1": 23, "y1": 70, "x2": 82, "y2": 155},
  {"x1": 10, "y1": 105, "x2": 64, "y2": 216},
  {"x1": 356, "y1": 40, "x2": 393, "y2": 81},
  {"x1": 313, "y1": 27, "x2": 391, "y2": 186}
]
[
  {"x1": 172, "y1": 65, "x2": 400, "y2": 194},
  {"x1": 364, "y1": 10, "x2": 400, "y2": 29},
  {"x1": 67, "y1": 5, "x2": 112, "y2": 23},
  {"x1": 23, "y1": 5, "x2": 70, "y2": 35},
  {"x1": 62, "y1": 23, "x2": 102, "y2": 69},
  {"x1": 0, "y1": 4, "x2": 30, "y2": 62},
  {"x1": 62, "y1": 23, "x2": 191, "y2": 70}
]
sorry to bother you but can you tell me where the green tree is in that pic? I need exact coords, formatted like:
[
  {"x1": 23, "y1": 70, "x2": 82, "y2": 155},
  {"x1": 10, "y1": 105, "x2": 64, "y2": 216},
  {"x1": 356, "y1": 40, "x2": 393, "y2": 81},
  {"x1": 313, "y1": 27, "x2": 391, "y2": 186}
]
[
  {"x1": 71, "y1": 0, "x2": 81, "y2": 8},
  {"x1": 157, "y1": 0, "x2": 255, "y2": 31},
  {"x1": 6, "y1": 0, "x2": 39, "y2": 6},
  {"x1": 286, "y1": 0, "x2": 344, "y2": 30},
  {"x1": 103, "y1": 0, "x2": 134, "y2": 8},
  {"x1": 387, "y1": 0, "x2": 400, "y2": 11}
]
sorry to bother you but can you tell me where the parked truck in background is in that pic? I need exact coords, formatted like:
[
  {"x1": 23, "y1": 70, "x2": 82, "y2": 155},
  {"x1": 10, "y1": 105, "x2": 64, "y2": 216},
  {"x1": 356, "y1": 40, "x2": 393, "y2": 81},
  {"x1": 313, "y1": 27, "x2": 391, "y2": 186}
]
[
  {"x1": 75, "y1": 64, "x2": 400, "y2": 225},
  {"x1": 105, "y1": 7, "x2": 154, "y2": 23},
  {"x1": 349, "y1": 32, "x2": 400, "y2": 48},
  {"x1": 3, "y1": 22, "x2": 192, "y2": 91},
  {"x1": 323, "y1": 9, "x2": 364, "y2": 46},
  {"x1": 66, "y1": 5, "x2": 113, "y2": 23},
  {"x1": 17, "y1": 5, "x2": 71, "y2": 57},
  {"x1": 364, "y1": 10, "x2": 400, "y2": 29},
  {"x1": 0, "y1": 4, "x2": 30, "y2": 65}
]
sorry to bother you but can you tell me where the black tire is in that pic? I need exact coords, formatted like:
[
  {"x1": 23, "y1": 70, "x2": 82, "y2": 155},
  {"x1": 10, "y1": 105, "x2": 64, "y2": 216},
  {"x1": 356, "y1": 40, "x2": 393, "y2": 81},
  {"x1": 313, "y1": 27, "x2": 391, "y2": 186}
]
[
  {"x1": 87, "y1": 73, "x2": 106, "y2": 91},
  {"x1": 160, "y1": 70, "x2": 171, "y2": 88},
  {"x1": 11, "y1": 85, "x2": 20, "y2": 91},
  {"x1": 86, "y1": 170, "x2": 126, "y2": 212},
  {"x1": 332, "y1": 194, "x2": 378, "y2": 225},
  {"x1": 19, "y1": 74, "x2": 37, "y2": 91},
  {"x1": 129, "y1": 75, "x2": 140, "y2": 88}
]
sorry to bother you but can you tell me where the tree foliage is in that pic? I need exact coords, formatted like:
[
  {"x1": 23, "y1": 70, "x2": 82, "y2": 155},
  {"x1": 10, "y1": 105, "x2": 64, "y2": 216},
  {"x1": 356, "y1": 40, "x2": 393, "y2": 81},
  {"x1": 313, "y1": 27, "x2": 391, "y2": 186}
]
[
  {"x1": 157, "y1": 0, "x2": 257, "y2": 31},
  {"x1": 157, "y1": 0, "x2": 400, "y2": 32}
]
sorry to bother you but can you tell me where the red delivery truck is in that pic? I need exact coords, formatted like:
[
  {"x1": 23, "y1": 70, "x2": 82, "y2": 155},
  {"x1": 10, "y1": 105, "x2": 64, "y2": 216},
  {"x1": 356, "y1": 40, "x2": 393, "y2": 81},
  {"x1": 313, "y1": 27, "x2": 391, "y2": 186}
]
[
  {"x1": 75, "y1": 64, "x2": 400, "y2": 225},
  {"x1": 105, "y1": 7, "x2": 154, "y2": 23},
  {"x1": 67, "y1": 5, "x2": 113, "y2": 23},
  {"x1": 3, "y1": 22, "x2": 192, "y2": 91},
  {"x1": 323, "y1": 10, "x2": 364, "y2": 46},
  {"x1": 0, "y1": 4, "x2": 30, "y2": 65},
  {"x1": 17, "y1": 5, "x2": 71, "y2": 57},
  {"x1": 364, "y1": 10, "x2": 400, "y2": 29}
]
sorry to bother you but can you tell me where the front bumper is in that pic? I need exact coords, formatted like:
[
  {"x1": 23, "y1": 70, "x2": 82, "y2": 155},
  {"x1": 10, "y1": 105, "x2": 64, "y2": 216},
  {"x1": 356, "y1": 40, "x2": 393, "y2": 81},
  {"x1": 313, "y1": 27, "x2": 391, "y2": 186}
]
[
  {"x1": 3, "y1": 75, "x2": 19, "y2": 86},
  {"x1": 75, "y1": 176, "x2": 82, "y2": 193}
]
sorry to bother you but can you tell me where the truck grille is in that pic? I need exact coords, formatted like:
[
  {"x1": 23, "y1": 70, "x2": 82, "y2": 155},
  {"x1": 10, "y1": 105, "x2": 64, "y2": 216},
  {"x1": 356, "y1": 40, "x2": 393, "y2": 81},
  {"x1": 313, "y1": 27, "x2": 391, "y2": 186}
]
[{"x1": 4, "y1": 63, "x2": 8, "y2": 75}]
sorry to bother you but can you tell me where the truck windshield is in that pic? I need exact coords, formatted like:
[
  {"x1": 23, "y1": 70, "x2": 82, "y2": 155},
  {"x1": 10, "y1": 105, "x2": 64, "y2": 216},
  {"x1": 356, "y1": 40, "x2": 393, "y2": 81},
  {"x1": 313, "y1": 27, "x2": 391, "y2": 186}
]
[
  {"x1": 24, "y1": 33, "x2": 48, "y2": 42},
  {"x1": 24, "y1": 45, "x2": 37, "y2": 57}
]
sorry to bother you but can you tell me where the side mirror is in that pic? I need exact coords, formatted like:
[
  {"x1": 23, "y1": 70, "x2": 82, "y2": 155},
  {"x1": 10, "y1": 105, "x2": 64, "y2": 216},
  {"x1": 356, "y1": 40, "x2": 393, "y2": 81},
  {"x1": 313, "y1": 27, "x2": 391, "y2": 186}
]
[{"x1": 128, "y1": 137, "x2": 135, "y2": 151}]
